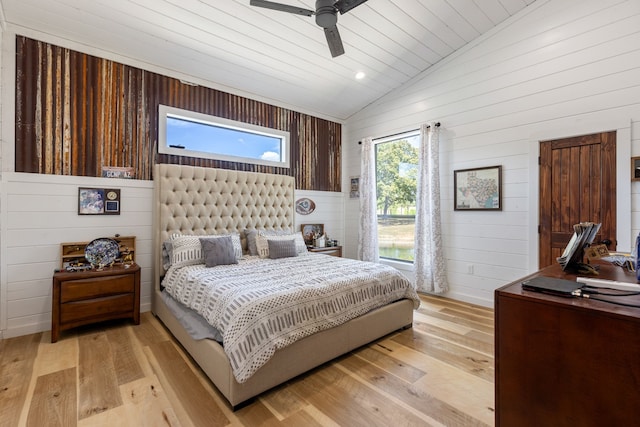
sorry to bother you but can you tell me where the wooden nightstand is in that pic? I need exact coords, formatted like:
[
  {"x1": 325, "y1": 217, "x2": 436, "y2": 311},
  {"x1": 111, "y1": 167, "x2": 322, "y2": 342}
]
[
  {"x1": 308, "y1": 246, "x2": 342, "y2": 257},
  {"x1": 51, "y1": 264, "x2": 141, "y2": 342}
]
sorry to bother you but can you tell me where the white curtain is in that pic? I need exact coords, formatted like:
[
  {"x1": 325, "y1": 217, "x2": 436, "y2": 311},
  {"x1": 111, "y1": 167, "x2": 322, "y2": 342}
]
[
  {"x1": 358, "y1": 136, "x2": 379, "y2": 262},
  {"x1": 414, "y1": 123, "x2": 448, "y2": 293}
]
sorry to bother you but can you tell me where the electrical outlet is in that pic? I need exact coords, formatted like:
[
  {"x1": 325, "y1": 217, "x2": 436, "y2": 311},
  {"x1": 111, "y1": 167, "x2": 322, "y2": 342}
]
[{"x1": 467, "y1": 264, "x2": 474, "y2": 274}]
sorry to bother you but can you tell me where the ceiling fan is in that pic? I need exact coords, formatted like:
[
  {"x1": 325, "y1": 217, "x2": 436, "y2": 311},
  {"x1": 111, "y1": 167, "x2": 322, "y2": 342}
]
[{"x1": 249, "y1": 0, "x2": 368, "y2": 57}]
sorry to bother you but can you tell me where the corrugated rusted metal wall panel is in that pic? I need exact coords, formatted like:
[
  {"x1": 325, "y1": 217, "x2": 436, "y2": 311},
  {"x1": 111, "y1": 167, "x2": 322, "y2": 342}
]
[{"x1": 15, "y1": 36, "x2": 341, "y2": 191}]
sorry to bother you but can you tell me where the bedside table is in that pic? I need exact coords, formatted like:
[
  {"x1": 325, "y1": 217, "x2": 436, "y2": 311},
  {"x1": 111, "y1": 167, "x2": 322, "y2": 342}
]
[
  {"x1": 308, "y1": 246, "x2": 342, "y2": 257},
  {"x1": 51, "y1": 264, "x2": 140, "y2": 342}
]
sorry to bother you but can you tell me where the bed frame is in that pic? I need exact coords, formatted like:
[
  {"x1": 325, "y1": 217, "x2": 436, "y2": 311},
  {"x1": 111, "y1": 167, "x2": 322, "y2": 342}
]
[{"x1": 152, "y1": 164, "x2": 414, "y2": 408}]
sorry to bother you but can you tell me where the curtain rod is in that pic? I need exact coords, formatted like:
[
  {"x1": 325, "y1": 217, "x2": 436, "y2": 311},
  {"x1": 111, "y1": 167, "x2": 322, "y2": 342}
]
[{"x1": 358, "y1": 122, "x2": 440, "y2": 144}]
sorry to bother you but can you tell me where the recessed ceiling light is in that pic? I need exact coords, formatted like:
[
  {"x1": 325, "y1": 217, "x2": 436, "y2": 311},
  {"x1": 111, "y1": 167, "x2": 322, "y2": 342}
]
[{"x1": 355, "y1": 71, "x2": 366, "y2": 80}]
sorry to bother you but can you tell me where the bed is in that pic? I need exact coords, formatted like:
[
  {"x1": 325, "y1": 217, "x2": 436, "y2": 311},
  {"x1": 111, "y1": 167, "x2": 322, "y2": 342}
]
[{"x1": 152, "y1": 163, "x2": 419, "y2": 408}]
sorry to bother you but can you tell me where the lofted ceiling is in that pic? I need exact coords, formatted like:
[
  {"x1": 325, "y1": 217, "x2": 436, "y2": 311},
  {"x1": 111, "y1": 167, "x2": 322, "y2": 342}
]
[{"x1": 0, "y1": 0, "x2": 536, "y2": 122}]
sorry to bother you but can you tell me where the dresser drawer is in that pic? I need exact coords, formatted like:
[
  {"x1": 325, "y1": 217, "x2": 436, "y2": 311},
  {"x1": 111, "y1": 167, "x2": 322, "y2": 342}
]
[
  {"x1": 60, "y1": 294, "x2": 134, "y2": 324},
  {"x1": 60, "y1": 274, "x2": 134, "y2": 302}
]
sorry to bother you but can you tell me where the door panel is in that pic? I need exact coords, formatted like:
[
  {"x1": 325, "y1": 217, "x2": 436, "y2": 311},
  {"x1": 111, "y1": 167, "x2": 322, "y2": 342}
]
[{"x1": 539, "y1": 132, "x2": 616, "y2": 268}]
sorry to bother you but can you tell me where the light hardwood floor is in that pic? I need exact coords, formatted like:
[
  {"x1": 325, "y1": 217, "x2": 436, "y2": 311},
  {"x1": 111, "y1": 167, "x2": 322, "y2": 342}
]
[{"x1": 0, "y1": 295, "x2": 494, "y2": 426}]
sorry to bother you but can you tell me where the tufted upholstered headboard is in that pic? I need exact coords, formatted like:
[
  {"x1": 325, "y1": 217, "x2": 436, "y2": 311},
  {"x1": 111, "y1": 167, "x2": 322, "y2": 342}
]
[{"x1": 153, "y1": 163, "x2": 295, "y2": 289}]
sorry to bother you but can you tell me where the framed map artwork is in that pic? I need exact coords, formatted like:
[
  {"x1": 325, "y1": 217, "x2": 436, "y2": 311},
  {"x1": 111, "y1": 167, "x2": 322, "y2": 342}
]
[{"x1": 454, "y1": 166, "x2": 502, "y2": 211}]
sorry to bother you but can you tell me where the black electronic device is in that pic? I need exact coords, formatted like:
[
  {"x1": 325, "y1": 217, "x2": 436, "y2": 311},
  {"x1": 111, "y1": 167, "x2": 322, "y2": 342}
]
[{"x1": 521, "y1": 276, "x2": 584, "y2": 297}]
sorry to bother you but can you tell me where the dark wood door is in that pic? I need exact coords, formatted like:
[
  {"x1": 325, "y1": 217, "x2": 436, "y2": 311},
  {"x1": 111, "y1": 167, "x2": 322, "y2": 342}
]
[{"x1": 539, "y1": 131, "x2": 616, "y2": 268}]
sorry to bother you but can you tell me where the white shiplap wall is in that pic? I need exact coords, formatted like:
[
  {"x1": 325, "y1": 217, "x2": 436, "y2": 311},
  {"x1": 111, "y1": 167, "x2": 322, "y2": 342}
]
[
  {"x1": 294, "y1": 190, "x2": 345, "y2": 246},
  {"x1": 343, "y1": 0, "x2": 640, "y2": 307},
  {"x1": 1, "y1": 173, "x2": 154, "y2": 338}
]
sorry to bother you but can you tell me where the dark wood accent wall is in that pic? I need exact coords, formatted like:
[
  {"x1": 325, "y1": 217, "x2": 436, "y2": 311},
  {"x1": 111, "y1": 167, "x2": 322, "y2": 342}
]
[{"x1": 15, "y1": 36, "x2": 341, "y2": 191}]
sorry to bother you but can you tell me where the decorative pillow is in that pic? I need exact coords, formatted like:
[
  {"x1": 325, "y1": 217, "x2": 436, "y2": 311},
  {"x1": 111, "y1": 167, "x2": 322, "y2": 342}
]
[
  {"x1": 169, "y1": 232, "x2": 243, "y2": 268},
  {"x1": 215, "y1": 233, "x2": 243, "y2": 260},
  {"x1": 268, "y1": 239, "x2": 298, "y2": 259},
  {"x1": 244, "y1": 229, "x2": 259, "y2": 256},
  {"x1": 169, "y1": 234, "x2": 204, "y2": 268},
  {"x1": 255, "y1": 232, "x2": 308, "y2": 258},
  {"x1": 200, "y1": 236, "x2": 238, "y2": 267},
  {"x1": 161, "y1": 239, "x2": 173, "y2": 270},
  {"x1": 291, "y1": 232, "x2": 309, "y2": 254},
  {"x1": 245, "y1": 228, "x2": 291, "y2": 256},
  {"x1": 255, "y1": 234, "x2": 275, "y2": 258}
]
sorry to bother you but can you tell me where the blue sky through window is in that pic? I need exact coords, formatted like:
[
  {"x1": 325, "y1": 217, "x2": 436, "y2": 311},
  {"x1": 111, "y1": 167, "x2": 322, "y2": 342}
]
[{"x1": 166, "y1": 116, "x2": 282, "y2": 162}]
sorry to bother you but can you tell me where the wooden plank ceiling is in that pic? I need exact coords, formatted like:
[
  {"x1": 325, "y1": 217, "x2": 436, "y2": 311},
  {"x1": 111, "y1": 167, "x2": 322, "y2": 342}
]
[{"x1": 0, "y1": 0, "x2": 536, "y2": 122}]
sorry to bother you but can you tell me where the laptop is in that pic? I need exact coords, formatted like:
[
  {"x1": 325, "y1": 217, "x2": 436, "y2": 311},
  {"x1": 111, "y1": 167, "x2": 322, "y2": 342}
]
[{"x1": 521, "y1": 276, "x2": 584, "y2": 297}]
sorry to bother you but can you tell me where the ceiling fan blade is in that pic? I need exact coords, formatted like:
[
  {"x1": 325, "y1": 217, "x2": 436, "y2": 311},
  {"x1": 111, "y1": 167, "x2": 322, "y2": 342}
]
[
  {"x1": 249, "y1": 0, "x2": 314, "y2": 17},
  {"x1": 324, "y1": 26, "x2": 345, "y2": 57},
  {"x1": 334, "y1": 0, "x2": 368, "y2": 14}
]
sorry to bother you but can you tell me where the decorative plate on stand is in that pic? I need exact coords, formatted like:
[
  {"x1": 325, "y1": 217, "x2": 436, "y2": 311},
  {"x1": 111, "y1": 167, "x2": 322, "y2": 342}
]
[{"x1": 84, "y1": 238, "x2": 120, "y2": 267}]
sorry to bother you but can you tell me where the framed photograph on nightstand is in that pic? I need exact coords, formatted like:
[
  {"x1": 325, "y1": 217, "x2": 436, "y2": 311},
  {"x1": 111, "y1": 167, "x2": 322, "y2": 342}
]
[
  {"x1": 300, "y1": 224, "x2": 324, "y2": 245},
  {"x1": 632, "y1": 157, "x2": 640, "y2": 181}
]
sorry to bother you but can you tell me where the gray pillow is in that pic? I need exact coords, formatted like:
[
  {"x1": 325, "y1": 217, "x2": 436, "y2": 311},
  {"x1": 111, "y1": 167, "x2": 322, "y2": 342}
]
[
  {"x1": 245, "y1": 229, "x2": 291, "y2": 255},
  {"x1": 200, "y1": 236, "x2": 238, "y2": 267},
  {"x1": 245, "y1": 229, "x2": 259, "y2": 255},
  {"x1": 268, "y1": 239, "x2": 298, "y2": 259}
]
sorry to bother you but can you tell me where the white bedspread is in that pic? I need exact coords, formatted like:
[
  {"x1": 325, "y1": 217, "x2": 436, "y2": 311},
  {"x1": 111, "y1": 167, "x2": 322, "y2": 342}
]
[{"x1": 162, "y1": 254, "x2": 420, "y2": 383}]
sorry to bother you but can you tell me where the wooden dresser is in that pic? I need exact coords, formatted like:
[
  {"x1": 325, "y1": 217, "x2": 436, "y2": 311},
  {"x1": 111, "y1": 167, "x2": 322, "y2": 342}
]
[
  {"x1": 495, "y1": 263, "x2": 640, "y2": 426},
  {"x1": 51, "y1": 264, "x2": 140, "y2": 342}
]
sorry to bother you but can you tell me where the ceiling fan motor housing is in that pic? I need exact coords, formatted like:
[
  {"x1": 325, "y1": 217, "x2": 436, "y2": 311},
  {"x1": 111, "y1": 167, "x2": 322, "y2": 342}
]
[{"x1": 315, "y1": 0, "x2": 337, "y2": 28}]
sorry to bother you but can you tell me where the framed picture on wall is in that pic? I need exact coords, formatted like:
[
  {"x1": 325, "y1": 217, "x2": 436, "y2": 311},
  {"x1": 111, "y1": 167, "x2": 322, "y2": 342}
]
[
  {"x1": 632, "y1": 156, "x2": 640, "y2": 181},
  {"x1": 454, "y1": 166, "x2": 502, "y2": 211},
  {"x1": 349, "y1": 176, "x2": 360, "y2": 198},
  {"x1": 78, "y1": 187, "x2": 121, "y2": 215}
]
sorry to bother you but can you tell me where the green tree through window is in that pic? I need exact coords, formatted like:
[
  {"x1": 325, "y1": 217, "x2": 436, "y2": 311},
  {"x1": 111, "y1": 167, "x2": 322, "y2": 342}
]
[{"x1": 375, "y1": 132, "x2": 419, "y2": 262}]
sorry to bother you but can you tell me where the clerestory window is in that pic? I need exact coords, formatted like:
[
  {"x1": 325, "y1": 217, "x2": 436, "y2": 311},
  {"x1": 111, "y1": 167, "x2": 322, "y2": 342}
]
[{"x1": 158, "y1": 105, "x2": 290, "y2": 168}]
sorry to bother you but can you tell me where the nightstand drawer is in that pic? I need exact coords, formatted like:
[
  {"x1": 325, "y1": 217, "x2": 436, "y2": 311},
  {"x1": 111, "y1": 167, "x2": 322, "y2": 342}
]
[
  {"x1": 60, "y1": 294, "x2": 134, "y2": 324},
  {"x1": 308, "y1": 246, "x2": 342, "y2": 257},
  {"x1": 60, "y1": 274, "x2": 135, "y2": 302},
  {"x1": 52, "y1": 264, "x2": 141, "y2": 342}
]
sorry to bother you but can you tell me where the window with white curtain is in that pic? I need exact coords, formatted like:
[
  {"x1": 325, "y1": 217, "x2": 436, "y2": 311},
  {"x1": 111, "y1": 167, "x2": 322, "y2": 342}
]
[
  {"x1": 374, "y1": 130, "x2": 419, "y2": 263},
  {"x1": 158, "y1": 105, "x2": 290, "y2": 168}
]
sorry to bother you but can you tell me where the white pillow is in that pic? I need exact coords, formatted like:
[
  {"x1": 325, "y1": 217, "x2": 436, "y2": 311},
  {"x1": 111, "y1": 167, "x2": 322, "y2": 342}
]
[
  {"x1": 255, "y1": 232, "x2": 308, "y2": 258},
  {"x1": 169, "y1": 233, "x2": 242, "y2": 268},
  {"x1": 244, "y1": 228, "x2": 292, "y2": 255},
  {"x1": 169, "y1": 234, "x2": 203, "y2": 268}
]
